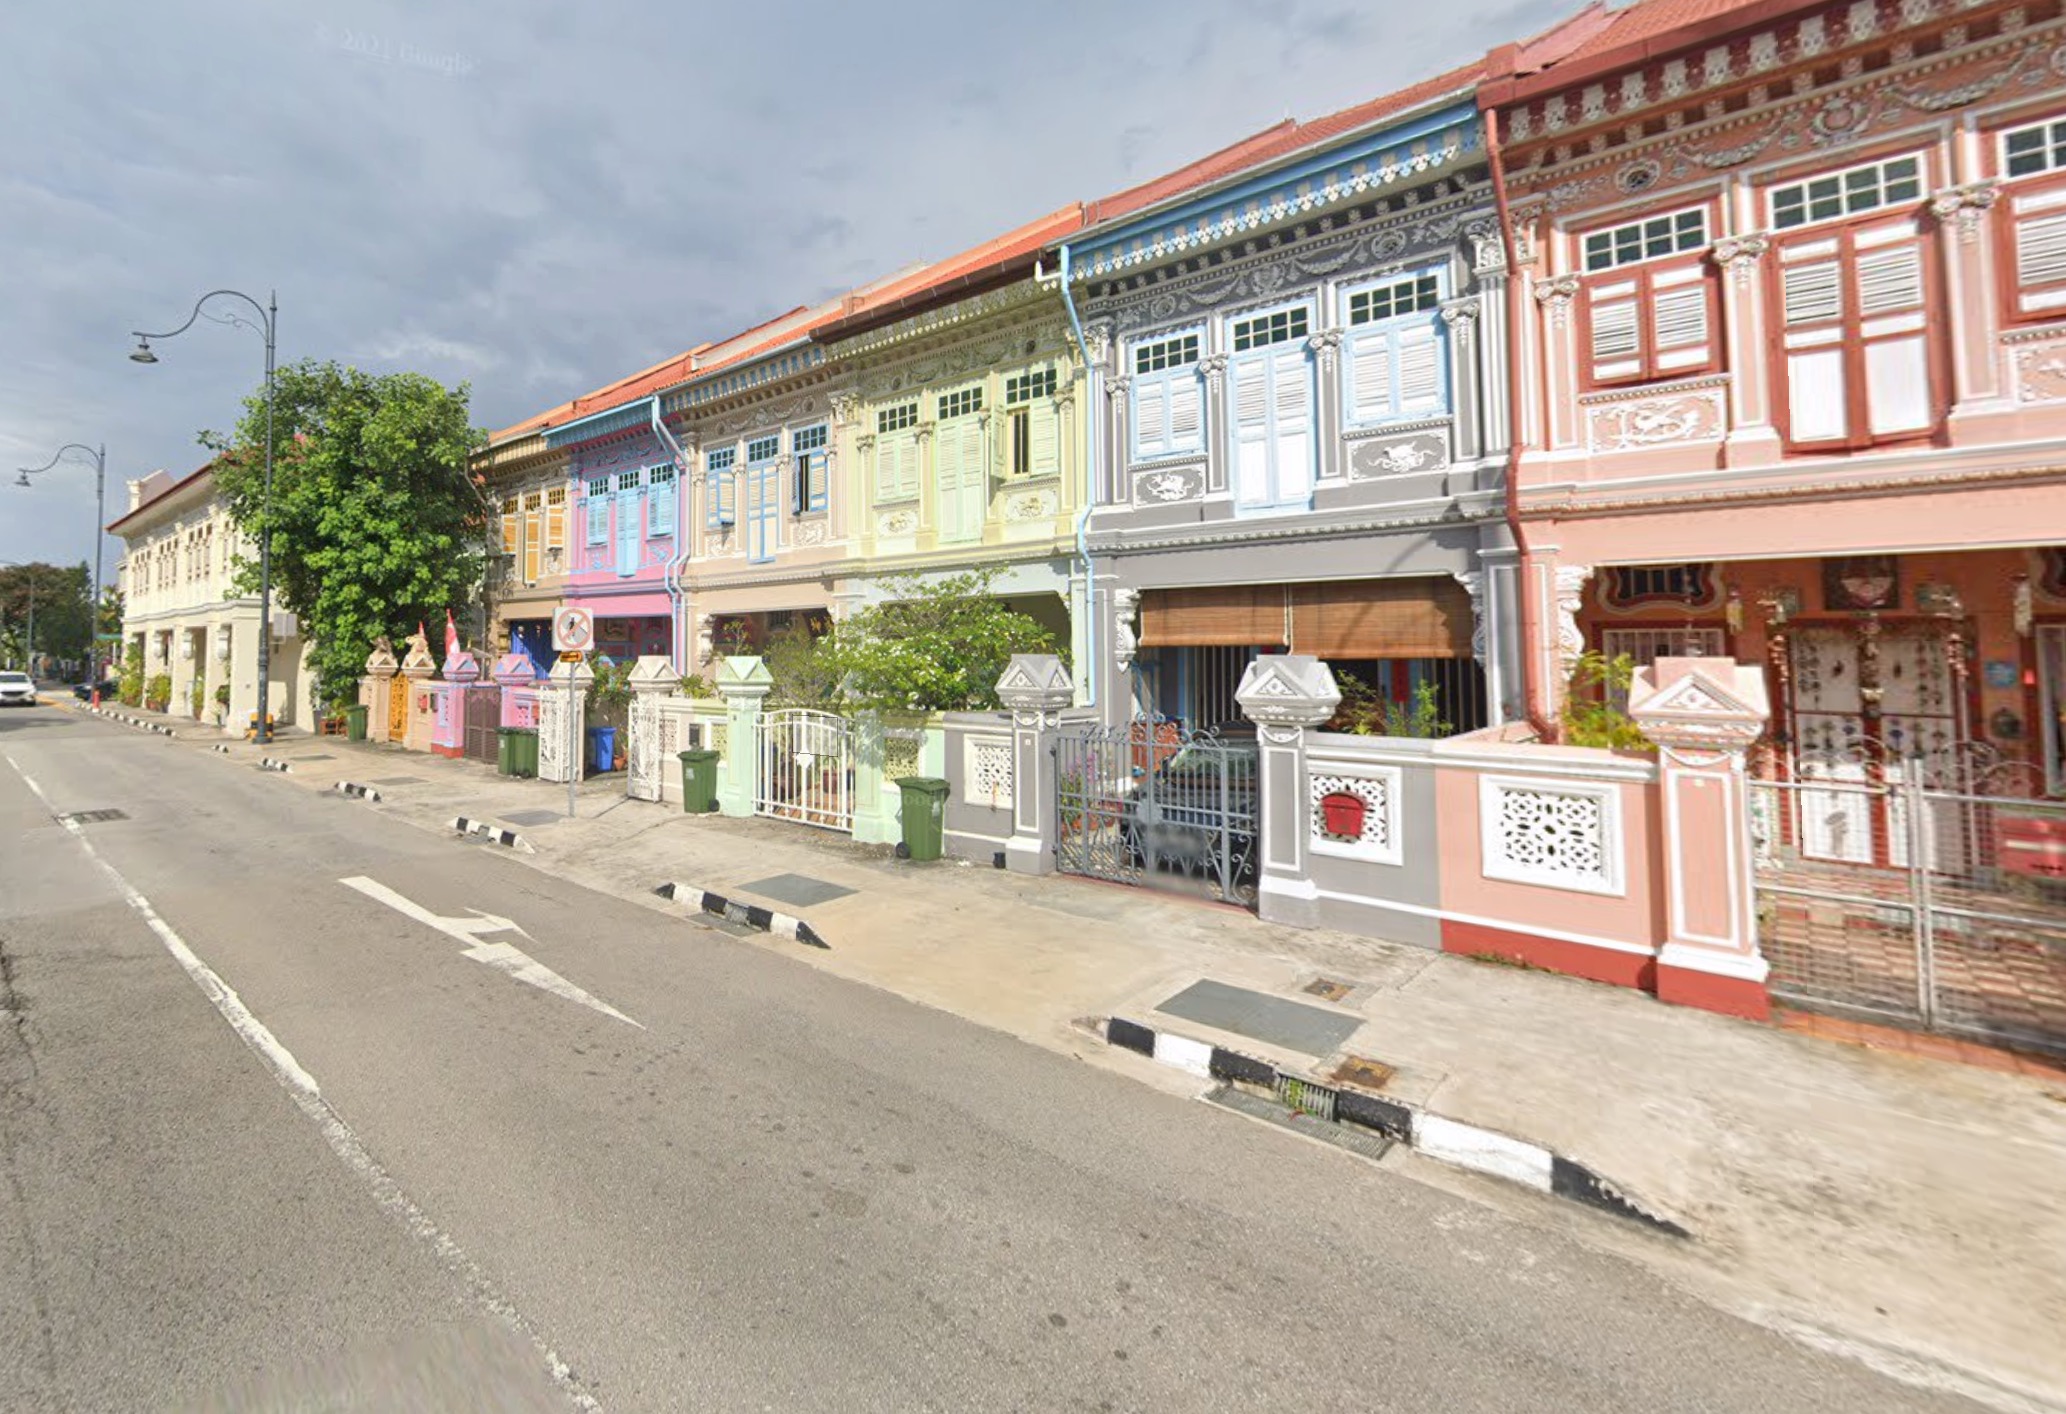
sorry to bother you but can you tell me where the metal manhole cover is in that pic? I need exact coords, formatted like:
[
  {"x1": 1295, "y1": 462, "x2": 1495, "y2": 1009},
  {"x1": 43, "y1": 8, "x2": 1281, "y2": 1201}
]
[
  {"x1": 1303, "y1": 977, "x2": 1354, "y2": 1003},
  {"x1": 59, "y1": 809, "x2": 128, "y2": 825},
  {"x1": 1330, "y1": 1055, "x2": 1397, "y2": 1092},
  {"x1": 738, "y1": 873, "x2": 857, "y2": 908}
]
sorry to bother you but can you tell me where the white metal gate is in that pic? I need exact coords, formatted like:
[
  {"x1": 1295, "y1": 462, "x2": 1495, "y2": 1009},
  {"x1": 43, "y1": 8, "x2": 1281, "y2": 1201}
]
[
  {"x1": 756, "y1": 709, "x2": 854, "y2": 832},
  {"x1": 1752, "y1": 753, "x2": 2066, "y2": 1059}
]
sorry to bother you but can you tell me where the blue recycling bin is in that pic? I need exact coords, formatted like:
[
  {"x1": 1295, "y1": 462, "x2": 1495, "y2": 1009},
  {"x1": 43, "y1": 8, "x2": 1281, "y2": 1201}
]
[{"x1": 587, "y1": 725, "x2": 618, "y2": 774}]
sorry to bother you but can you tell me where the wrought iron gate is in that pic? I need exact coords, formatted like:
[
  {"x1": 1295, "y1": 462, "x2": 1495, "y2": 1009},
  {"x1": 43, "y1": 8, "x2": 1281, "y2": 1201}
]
[
  {"x1": 464, "y1": 688, "x2": 500, "y2": 764},
  {"x1": 1054, "y1": 719, "x2": 1258, "y2": 906},
  {"x1": 1752, "y1": 750, "x2": 2066, "y2": 1058},
  {"x1": 756, "y1": 709, "x2": 854, "y2": 832}
]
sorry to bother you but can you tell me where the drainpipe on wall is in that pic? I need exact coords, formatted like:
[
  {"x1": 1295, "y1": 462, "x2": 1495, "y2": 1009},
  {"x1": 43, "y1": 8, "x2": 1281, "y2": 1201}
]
[
  {"x1": 648, "y1": 397, "x2": 692, "y2": 674},
  {"x1": 1486, "y1": 107, "x2": 1558, "y2": 744},
  {"x1": 1037, "y1": 242, "x2": 1099, "y2": 712}
]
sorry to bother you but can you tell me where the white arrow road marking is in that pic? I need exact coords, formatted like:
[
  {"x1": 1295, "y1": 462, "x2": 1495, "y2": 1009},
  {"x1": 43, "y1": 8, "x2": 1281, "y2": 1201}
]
[{"x1": 339, "y1": 875, "x2": 642, "y2": 1028}]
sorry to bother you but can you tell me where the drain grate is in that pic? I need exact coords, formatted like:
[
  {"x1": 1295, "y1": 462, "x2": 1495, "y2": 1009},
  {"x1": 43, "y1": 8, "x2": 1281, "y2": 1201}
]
[
  {"x1": 1208, "y1": 1084, "x2": 1393, "y2": 1162},
  {"x1": 59, "y1": 809, "x2": 128, "y2": 826},
  {"x1": 1303, "y1": 977, "x2": 1354, "y2": 1003},
  {"x1": 1275, "y1": 1074, "x2": 1339, "y2": 1123}
]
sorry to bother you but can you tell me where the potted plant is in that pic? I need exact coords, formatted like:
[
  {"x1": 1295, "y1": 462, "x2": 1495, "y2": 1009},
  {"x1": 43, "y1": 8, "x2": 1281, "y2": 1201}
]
[
  {"x1": 213, "y1": 682, "x2": 230, "y2": 726},
  {"x1": 145, "y1": 673, "x2": 172, "y2": 713}
]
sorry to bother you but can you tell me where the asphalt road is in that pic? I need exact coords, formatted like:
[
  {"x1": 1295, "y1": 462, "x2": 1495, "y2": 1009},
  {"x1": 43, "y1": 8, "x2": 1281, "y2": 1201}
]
[{"x1": 0, "y1": 705, "x2": 1995, "y2": 1412}]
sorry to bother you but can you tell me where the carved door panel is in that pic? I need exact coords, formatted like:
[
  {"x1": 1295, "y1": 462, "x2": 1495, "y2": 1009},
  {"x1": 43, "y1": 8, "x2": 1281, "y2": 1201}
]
[{"x1": 388, "y1": 679, "x2": 410, "y2": 740}]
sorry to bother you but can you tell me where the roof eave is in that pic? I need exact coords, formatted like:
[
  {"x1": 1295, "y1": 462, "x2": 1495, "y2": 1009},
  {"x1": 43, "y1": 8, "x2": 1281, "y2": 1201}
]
[{"x1": 1485, "y1": 0, "x2": 1836, "y2": 111}]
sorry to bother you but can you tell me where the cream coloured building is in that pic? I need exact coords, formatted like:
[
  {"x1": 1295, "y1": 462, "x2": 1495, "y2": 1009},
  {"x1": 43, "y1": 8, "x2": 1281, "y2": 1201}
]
[{"x1": 109, "y1": 464, "x2": 315, "y2": 733}]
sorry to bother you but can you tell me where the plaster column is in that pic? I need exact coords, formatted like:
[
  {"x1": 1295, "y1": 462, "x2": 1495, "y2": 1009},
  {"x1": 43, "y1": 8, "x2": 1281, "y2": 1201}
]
[
  {"x1": 1102, "y1": 374, "x2": 1132, "y2": 505},
  {"x1": 714, "y1": 654, "x2": 772, "y2": 818},
  {"x1": 1930, "y1": 182, "x2": 2009, "y2": 430},
  {"x1": 1531, "y1": 276, "x2": 1582, "y2": 453},
  {"x1": 435, "y1": 649, "x2": 481, "y2": 758},
  {"x1": 995, "y1": 654, "x2": 1074, "y2": 875},
  {"x1": 1198, "y1": 355, "x2": 1229, "y2": 495},
  {"x1": 1704, "y1": 233, "x2": 1782, "y2": 466},
  {"x1": 1440, "y1": 295, "x2": 1484, "y2": 467},
  {"x1": 1235, "y1": 654, "x2": 1341, "y2": 928},
  {"x1": 626, "y1": 655, "x2": 677, "y2": 802},
  {"x1": 491, "y1": 651, "x2": 538, "y2": 728},
  {"x1": 1307, "y1": 329, "x2": 1345, "y2": 482},
  {"x1": 1628, "y1": 657, "x2": 1774, "y2": 1020},
  {"x1": 538, "y1": 656, "x2": 593, "y2": 784},
  {"x1": 399, "y1": 655, "x2": 437, "y2": 753}
]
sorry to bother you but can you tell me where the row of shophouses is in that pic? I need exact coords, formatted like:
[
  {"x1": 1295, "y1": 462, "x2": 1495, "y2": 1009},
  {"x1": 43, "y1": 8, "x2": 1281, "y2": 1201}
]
[{"x1": 476, "y1": 0, "x2": 2066, "y2": 799}]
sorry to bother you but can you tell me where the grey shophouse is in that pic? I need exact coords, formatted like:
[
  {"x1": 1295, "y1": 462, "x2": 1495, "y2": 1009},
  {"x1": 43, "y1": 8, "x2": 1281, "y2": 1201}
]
[{"x1": 1057, "y1": 67, "x2": 1523, "y2": 733}]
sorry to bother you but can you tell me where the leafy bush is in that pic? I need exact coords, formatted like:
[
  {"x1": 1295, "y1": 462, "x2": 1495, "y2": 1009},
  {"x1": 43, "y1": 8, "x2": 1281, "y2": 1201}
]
[
  {"x1": 830, "y1": 569, "x2": 1059, "y2": 713},
  {"x1": 676, "y1": 672, "x2": 716, "y2": 699},
  {"x1": 584, "y1": 653, "x2": 634, "y2": 729},
  {"x1": 1326, "y1": 675, "x2": 1453, "y2": 738},
  {"x1": 118, "y1": 642, "x2": 144, "y2": 707},
  {"x1": 189, "y1": 679, "x2": 205, "y2": 717},
  {"x1": 1561, "y1": 650, "x2": 1650, "y2": 751},
  {"x1": 144, "y1": 673, "x2": 172, "y2": 712}
]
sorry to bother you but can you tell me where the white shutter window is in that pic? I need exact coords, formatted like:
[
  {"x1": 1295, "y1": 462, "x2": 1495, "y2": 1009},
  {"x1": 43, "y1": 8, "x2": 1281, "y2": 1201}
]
[
  {"x1": 898, "y1": 436, "x2": 920, "y2": 499},
  {"x1": 1270, "y1": 345, "x2": 1314, "y2": 506},
  {"x1": 1395, "y1": 324, "x2": 1444, "y2": 415},
  {"x1": 1855, "y1": 244, "x2": 1923, "y2": 316},
  {"x1": 1028, "y1": 405, "x2": 1060, "y2": 478},
  {"x1": 1588, "y1": 284, "x2": 1643, "y2": 382},
  {"x1": 1649, "y1": 270, "x2": 1711, "y2": 372},
  {"x1": 1167, "y1": 374, "x2": 1203, "y2": 453},
  {"x1": 2013, "y1": 190, "x2": 2066, "y2": 316},
  {"x1": 1346, "y1": 328, "x2": 1394, "y2": 422},
  {"x1": 1782, "y1": 259, "x2": 1843, "y2": 326},
  {"x1": 1231, "y1": 356, "x2": 1272, "y2": 507},
  {"x1": 1135, "y1": 380, "x2": 1169, "y2": 459}
]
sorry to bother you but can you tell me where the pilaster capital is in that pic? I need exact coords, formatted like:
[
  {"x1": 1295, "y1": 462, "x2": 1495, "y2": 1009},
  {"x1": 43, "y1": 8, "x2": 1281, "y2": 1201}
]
[
  {"x1": 1708, "y1": 231, "x2": 1771, "y2": 285},
  {"x1": 1929, "y1": 181, "x2": 2001, "y2": 243},
  {"x1": 1198, "y1": 353, "x2": 1230, "y2": 387},
  {"x1": 1105, "y1": 373, "x2": 1133, "y2": 402},
  {"x1": 1533, "y1": 275, "x2": 1582, "y2": 325}
]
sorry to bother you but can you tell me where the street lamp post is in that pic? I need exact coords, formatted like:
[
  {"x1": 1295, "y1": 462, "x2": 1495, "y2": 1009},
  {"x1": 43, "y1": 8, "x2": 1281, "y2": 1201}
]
[
  {"x1": 17, "y1": 442, "x2": 106, "y2": 687},
  {"x1": 130, "y1": 290, "x2": 278, "y2": 743}
]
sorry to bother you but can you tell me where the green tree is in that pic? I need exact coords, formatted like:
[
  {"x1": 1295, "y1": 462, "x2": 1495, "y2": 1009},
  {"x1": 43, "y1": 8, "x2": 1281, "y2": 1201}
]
[
  {"x1": 0, "y1": 562, "x2": 91, "y2": 668},
  {"x1": 1561, "y1": 650, "x2": 1652, "y2": 751},
  {"x1": 761, "y1": 614, "x2": 842, "y2": 708},
  {"x1": 819, "y1": 569, "x2": 1060, "y2": 713},
  {"x1": 208, "y1": 361, "x2": 487, "y2": 710}
]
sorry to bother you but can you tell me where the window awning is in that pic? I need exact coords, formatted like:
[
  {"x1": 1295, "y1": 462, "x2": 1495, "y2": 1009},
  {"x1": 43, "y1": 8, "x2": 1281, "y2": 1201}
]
[{"x1": 1136, "y1": 577, "x2": 1472, "y2": 659}]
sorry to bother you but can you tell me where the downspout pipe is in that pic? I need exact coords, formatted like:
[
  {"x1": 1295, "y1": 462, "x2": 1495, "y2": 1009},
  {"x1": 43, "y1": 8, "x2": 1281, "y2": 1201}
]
[
  {"x1": 1485, "y1": 107, "x2": 1558, "y2": 743},
  {"x1": 1037, "y1": 242, "x2": 1099, "y2": 711},
  {"x1": 648, "y1": 396, "x2": 691, "y2": 674}
]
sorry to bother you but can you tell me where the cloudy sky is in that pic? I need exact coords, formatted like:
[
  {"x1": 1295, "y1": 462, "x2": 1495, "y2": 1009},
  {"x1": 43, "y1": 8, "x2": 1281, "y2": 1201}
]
[{"x1": 0, "y1": 0, "x2": 1568, "y2": 576}]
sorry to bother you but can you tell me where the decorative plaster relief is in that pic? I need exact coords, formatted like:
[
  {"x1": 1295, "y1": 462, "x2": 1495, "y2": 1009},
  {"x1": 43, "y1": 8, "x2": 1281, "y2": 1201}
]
[
  {"x1": 1133, "y1": 465, "x2": 1206, "y2": 504},
  {"x1": 794, "y1": 519, "x2": 828, "y2": 547},
  {"x1": 1002, "y1": 489, "x2": 1057, "y2": 523},
  {"x1": 964, "y1": 735, "x2": 1014, "y2": 810},
  {"x1": 2011, "y1": 336, "x2": 2066, "y2": 403},
  {"x1": 877, "y1": 508, "x2": 919, "y2": 537},
  {"x1": 1584, "y1": 384, "x2": 1728, "y2": 453},
  {"x1": 1348, "y1": 431, "x2": 1450, "y2": 480},
  {"x1": 1111, "y1": 586, "x2": 1141, "y2": 671}
]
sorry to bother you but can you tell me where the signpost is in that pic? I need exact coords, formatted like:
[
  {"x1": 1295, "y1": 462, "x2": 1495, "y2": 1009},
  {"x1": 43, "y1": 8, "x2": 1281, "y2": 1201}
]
[{"x1": 552, "y1": 608, "x2": 594, "y2": 818}]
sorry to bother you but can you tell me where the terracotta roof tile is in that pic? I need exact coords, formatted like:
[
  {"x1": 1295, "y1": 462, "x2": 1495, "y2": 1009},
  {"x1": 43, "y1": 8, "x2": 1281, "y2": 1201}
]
[
  {"x1": 1485, "y1": 0, "x2": 1827, "y2": 106},
  {"x1": 1084, "y1": 60, "x2": 1482, "y2": 228},
  {"x1": 822, "y1": 205, "x2": 1087, "y2": 326}
]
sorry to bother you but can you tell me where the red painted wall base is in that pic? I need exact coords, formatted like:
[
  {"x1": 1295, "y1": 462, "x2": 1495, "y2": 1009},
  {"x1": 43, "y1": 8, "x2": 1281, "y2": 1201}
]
[
  {"x1": 1440, "y1": 920, "x2": 1656, "y2": 991},
  {"x1": 432, "y1": 743, "x2": 465, "y2": 759},
  {"x1": 1656, "y1": 963, "x2": 1771, "y2": 1021}
]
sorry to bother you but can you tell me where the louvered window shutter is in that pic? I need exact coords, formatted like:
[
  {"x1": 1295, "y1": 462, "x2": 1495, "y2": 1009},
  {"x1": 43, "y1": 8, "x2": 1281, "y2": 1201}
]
[
  {"x1": 501, "y1": 505, "x2": 520, "y2": 555},
  {"x1": 1167, "y1": 372, "x2": 1203, "y2": 453},
  {"x1": 1270, "y1": 345, "x2": 1315, "y2": 506},
  {"x1": 1854, "y1": 232, "x2": 1931, "y2": 439},
  {"x1": 1027, "y1": 405, "x2": 1059, "y2": 478},
  {"x1": 1778, "y1": 247, "x2": 1848, "y2": 446},
  {"x1": 1231, "y1": 356, "x2": 1272, "y2": 506},
  {"x1": 1134, "y1": 380, "x2": 1169, "y2": 459},
  {"x1": 1649, "y1": 276, "x2": 1712, "y2": 374},
  {"x1": 522, "y1": 503, "x2": 543, "y2": 583},
  {"x1": 1345, "y1": 328, "x2": 1394, "y2": 423},
  {"x1": 648, "y1": 476, "x2": 675, "y2": 537},
  {"x1": 586, "y1": 487, "x2": 609, "y2": 546},
  {"x1": 545, "y1": 494, "x2": 566, "y2": 549},
  {"x1": 1394, "y1": 323, "x2": 1445, "y2": 416},
  {"x1": 2012, "y1": 190, "x2": 2066, "y2": 318},
  {"x1": 1587, "y1": 280, "x2": 1644, "y2": 383}
]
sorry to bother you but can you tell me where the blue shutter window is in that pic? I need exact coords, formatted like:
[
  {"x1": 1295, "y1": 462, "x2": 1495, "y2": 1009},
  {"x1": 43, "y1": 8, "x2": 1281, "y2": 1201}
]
[
  {"x1": 1341, "y1": 271, "x2": 1448, "y2": 428},
  {"x1": 614, "y1": 470, "x2": 642, "y2": 577},
  {"x1": 647, "y1": 464, "x2": 676, "y2": 537},
  {"x1": 792, "y1": 424, "x2": 829, "y2": 514},
  {"x1": 705, "y1": 448, "x2": 736, "y2": 528},
  {"x1": 1130, "y1": 331, "x2": 1204, "y2": 462},
  {"x1": 746, "y1": 434, "x2": 781, "y2": 562},
  {"x1": 584, "y1": 477, "x2": 610, "y2": 547}
]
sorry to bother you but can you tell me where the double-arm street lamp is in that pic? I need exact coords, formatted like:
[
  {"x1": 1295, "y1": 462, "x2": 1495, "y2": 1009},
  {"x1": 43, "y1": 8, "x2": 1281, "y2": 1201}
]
[
  {"x1": 15, "y1": 442, "x2": 106, "y2": 682},
  {"x1": 130, "y1": 289, "x2": 278, "y2": 743}
]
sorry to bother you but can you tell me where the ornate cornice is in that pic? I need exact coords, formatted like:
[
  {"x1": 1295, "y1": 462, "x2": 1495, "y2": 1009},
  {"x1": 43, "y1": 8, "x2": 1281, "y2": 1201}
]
[
  {"x1": 828, "y1": 280, "x2": 1052, "y2": 363},
  {"x1": 1522, "y1": 458, "x2": 2066, "y2": 520}
]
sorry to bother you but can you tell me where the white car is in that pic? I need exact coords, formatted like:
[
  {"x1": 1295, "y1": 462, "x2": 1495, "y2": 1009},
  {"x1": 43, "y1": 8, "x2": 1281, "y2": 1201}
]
[{"x1": 0, "y1": 671, "x2": 36, "y2": 707}]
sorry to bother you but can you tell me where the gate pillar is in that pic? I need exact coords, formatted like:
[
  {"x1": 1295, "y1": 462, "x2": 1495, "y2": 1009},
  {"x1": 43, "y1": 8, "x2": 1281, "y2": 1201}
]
[
  {"x1": 715, "y1": 655, "x2": 772, "y2": 818},
  {"x1": 626, "y1": 656, "x2": 677, "y2": 803},
  {"x1": 539, "y1": 656, "x2": 593, "y2": 784},
  {"x1": 364, "y1": 641, "x2": 399, "y2": 743},
  {"x1": 1235, "y1": 655, "x2": 1340, "y2": 928},
  {"x1": 1629, "y1": 658, "x2": 1774, "y2": 1021},
  {"x1": 996, "y1": 654, "x2": 1075, "y2": 875}
]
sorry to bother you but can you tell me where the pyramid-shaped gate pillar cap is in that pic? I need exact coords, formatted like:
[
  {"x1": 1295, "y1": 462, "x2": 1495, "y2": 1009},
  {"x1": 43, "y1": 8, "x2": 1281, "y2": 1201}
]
[
  {"x1": 492, "y1": 650, "x2": 539, "y2": 684},
  {"x1": 629, "y1": 655, "x2": 678, "y2": 693},
  {"x1": 714, "y1": 654, "x2": 773, "y2": 695},
  {"x1": 1627, "y1": 657, "x2": 1770, "y2": 751},
  {"x1": 995, "y1": 653, "x2": 1074, "y2": 712},
  {"x1": 1235, "y1": 654, "x2": 1340, "y2": 728},
  {"x1": 442, "y1": 650, "x2": 482, "y2": 683},
  {"x1": 548, "y1": 656, "x2": 596, "y2": 687}
]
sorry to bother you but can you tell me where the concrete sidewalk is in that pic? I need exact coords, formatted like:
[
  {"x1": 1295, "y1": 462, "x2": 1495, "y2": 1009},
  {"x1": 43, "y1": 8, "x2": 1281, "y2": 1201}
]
[{"x1": 104, "y1": 709, "x2": 2066, "y2": 1410}]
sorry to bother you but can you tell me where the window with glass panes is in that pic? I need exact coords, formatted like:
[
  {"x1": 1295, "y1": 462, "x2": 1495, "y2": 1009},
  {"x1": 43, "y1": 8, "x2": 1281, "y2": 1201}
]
[
  {"x1": 1231, "y1": 306, "x2": 1309, "y2": 352},
  {"x1": 1341, "y1": 271, "x2": 1447, "y2": 424},
  {"x1": 1769, "y1": 155, "x2": 1923, "y2": 229},
  {"x1": 705, "y1": 447, "x2": 736, "y2": 526},
  {"x1": 647, "y1": 466, "x2": 676, "y2": 536},
  {"x1": 1773, "y1": 209, "x2": 1936, "y2": 447},
  {"x1": 937, "y1": 386, "x2": 983, "y2": 420},
  {"x1": 1005, "y1": 370, "x2": 1059, "y2": 478},
  {"x1": 792, "y1": 424, "x2": 828, "y2": 514},
  {"x1": 1581, "y1": 209, "x2": 1708, "y2": 271},
  {"x1": 1005, "y1": 368, "x2": 1056, "y2": 404},
  {"x1": 875, "y1": 406, "x2": 920, "y2": 500},
  {"x1": 877, "y1": 403, "x2": 917, "y2": 434},
  {"x1": 585, "y1": 478, "x2": 610, "y2": 545},
  {"x1": 2006, "y1": 118, "x2": 2066, "y2": 178},
  {"x1": 1130, "y1": 331, "x2": 1204, "y2": 460}
]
